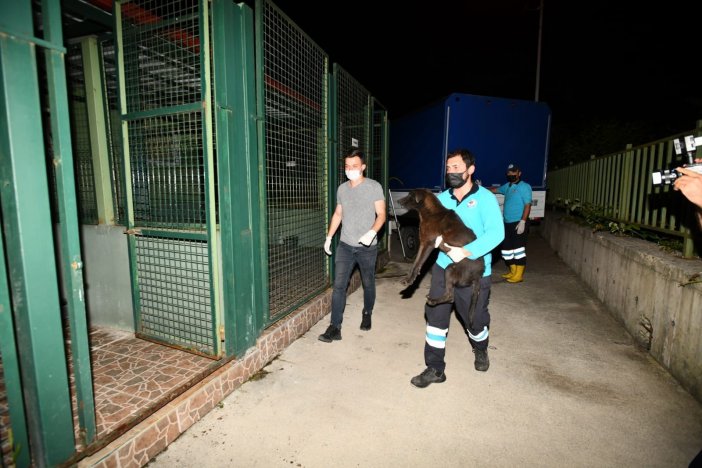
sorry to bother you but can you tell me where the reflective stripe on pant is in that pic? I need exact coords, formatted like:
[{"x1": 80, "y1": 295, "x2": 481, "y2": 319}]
[
  {"x1": 423, "y1": 263, "x2": 492, "y2": 372},
  {"x1": 501, "y1": 221, "x2": 527, "y2": 266}
]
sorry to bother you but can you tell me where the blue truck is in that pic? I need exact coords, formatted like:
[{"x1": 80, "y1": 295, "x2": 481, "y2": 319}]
[{"x1": 387, "y1": 92, "x2": 551, "y2": 258}]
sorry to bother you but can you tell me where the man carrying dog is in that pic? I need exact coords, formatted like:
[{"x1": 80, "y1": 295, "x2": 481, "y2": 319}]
[
  {"x1": 319, "y1": 149, "x2": 386, "y2": 343},
  {"x1": 490, "y1": 163, "x2": 532, "y2": 283},
  {"x1": 411, "y1": 148, "x2": 504, "y2": 388}
]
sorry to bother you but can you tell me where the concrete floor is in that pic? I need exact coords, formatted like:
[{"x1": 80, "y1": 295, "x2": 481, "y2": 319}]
[{"x1": 150, "y1": 230, "x2": 702, "y2": 467}]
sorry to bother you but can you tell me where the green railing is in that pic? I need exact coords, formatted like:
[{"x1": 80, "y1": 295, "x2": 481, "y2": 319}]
[{"x1": 547, "y1": 124, "x2": 702, "y2": 257}]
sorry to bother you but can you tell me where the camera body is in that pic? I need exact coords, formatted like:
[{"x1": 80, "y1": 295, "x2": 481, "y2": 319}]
[
  {"x1": 651, "y1": 135, "x2": 702, "y2": 186},
  {"x1": 651, "y1": 163, "x2": 702, "y2": 186}
]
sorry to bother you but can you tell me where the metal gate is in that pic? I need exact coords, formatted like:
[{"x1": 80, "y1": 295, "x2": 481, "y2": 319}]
[{"x1": 115, "y1": 0, "x2": 220, "y2": 357}]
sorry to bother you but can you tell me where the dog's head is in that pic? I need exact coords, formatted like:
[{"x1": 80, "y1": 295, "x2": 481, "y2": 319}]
[{"x1": 398, "y1": 188, "x2": 434, "y2": 212}]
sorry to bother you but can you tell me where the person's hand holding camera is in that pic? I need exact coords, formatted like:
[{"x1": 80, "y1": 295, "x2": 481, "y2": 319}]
[{"x1": 674, "y1": 166, "x2": 702, "y2": 210}]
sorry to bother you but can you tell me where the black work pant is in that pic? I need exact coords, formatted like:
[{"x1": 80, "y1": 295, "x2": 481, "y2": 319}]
[
  {"x1": 424, "y1": 263, "x2": 491, "y2": 373},
  {"x1": 501, "y1": 221, "x2": 528, "y2": 266}
]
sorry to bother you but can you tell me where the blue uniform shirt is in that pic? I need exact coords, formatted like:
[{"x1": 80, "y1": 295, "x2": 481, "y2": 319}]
[
  {"x1": 436, "y1": 184, "x2": 505, "y2": 276},
  {"x1": 497, "y1": 180, "x2": 532, "y2": 223}
]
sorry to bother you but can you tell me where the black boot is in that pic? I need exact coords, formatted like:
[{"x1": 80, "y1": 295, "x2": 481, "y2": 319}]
[
  {"x1": 318, "y1": 325, "x2": 341, "y2": 343},
  {"x1": 473, "y1": 348, "x2": 489, "y2": 371},
  {"x1": 410, "y1": 367, "x2": 446, "y2": 388},
  {"x1": 360, "y1": 310, "x2": 372, "y2": 331}
]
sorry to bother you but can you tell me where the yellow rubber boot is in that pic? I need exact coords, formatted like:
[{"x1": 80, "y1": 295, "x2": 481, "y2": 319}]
[
  {"x1": 501, "y1": 264, "x2": 517, "y2": 279},
  {"x1": 506, "y1": 265, "x2": 525, "y2": 283}
]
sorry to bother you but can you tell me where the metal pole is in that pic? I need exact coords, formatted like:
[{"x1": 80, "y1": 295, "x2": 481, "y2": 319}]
[
  {"x1": 44, "y1": 0, "x2": 97, "y2": 445},
  {"x1": 0, "y1": 2, "x2": 75, "y2": 463},
  {"x1": 388, "y1": 190, "x2": 407, "y2": 259},
  {"x1": 534, "y1": 0, "x2": 544, "y2": 102}
]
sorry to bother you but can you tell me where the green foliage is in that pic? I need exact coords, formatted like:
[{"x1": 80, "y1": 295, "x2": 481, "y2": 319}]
[{"x1": 554, "y1": 197, "x2": 685, "y2": 253}]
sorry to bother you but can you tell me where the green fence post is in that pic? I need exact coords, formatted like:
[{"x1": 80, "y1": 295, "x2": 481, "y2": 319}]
[
  {"x1": 254, "y1": 0, "x2": 272, "y2": 324},
  {"x1": 0, "y1": 233, "x2": 30, "y2": 468},
  {"x1": 196, "y1": 0, "x2": 222, "y2": 357},
  {"x1": 112, "y1": 0, "x2": 142, "y2": 338},
  {"x1": 81, "y1": 36, "x2": 114, "y2": 225},
  {"x1": 328, "y1": 71, "x2": 338, "y2": 275},
  {"x1": 619, "y1": 144, "x2": 633, "y2": 222},
  {"x1": 214, "y1": 0, "x2": 264, "y2": 355},
  {"x1": 44, "y1": 0, "x2": 97, "y2": 445},
  {"x1": 0, "y1": 2, "x2": 75, "y2": 464}
]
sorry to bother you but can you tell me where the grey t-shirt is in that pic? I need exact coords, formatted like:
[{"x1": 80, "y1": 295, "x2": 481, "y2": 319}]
[{"x1": 337, "y1": 178, "x2": 385, "y2": 246}]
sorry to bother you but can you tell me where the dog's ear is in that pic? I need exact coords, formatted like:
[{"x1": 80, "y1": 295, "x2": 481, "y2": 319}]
[{"x1": 414, "y1": 190, "x2": 422, "y2": 204}]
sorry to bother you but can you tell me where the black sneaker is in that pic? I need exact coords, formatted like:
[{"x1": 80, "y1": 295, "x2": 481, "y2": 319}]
[
  {"x1": 473, "y1": 348, "x2": 489, "y2": 371},
  {"x1": 318, "y1": 325, "x2": 341, "y2": 343},
  {"x1": 410, "y1": 367, "x2": 446, "y2": 388},
  {"x1": 360, "y1": 311, "x2": 372, "y2": 331}
]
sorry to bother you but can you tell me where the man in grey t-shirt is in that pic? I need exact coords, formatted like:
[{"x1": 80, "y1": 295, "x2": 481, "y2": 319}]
[{"x1": 319, "y1": 149, "x2": 386, "y2": 342}]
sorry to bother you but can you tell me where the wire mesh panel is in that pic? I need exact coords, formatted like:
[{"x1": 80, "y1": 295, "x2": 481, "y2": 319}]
[
  {"x1": 261, "y1": 1, "x2": 330, "y2": 319},
  {"x1": 127, "y1": 113, "x2": 206, "y2": 228},
  {"x1": 66, "y1": 44, "x2": 99, "y2": 224},
  {"x1": 46, "y1": 41, "x2": 122, "y2": 226},
  {"x1": 100, "y1": 39, "x2": 127, "y2": 225},
  {"x1": 121, "y1": 1, "x2": 201, "y2": 113},
  {"x1": 135, "y1": 234, "x2": 213, "y2": 354},
  {"x1": 117, "y1": 0, "x2": 219, "y2": 356},
  {"x1": 371, "y1": 110, "x2": 384, "y2": 183},
  {"x1": 334, "y1": 65, "x2": 371, "y2": 185}
]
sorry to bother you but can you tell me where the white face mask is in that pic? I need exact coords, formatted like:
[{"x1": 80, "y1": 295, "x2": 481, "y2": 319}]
[{"x1": 345, "y1": 169, "x2": 361, "y2": 181}]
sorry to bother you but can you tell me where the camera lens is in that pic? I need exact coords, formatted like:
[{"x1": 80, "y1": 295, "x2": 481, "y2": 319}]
[{"x1": 651, "y1": 169, "x2": 679, "y2": 186}]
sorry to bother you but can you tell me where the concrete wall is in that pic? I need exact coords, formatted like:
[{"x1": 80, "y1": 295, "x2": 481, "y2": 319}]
[
  {"x1": 81, "y1": 225, "x2": 134, "y2": 331},
  {"x1": 541, "y1": 214, "x2": 702, "y2": 403}
]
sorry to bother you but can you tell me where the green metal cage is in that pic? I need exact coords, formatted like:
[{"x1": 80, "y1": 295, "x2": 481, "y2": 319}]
[
  {"x1": 259, "y1": 0, "x2": 331, "y2": 320},
  {"x1": 333, "y1": 64, "x2": 371, "y2": 186}
]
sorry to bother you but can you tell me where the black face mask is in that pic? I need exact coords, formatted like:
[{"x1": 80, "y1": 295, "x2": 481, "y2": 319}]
[
  {"x1": 507, "y1": 174, "x2": 518, "y2": 183},
  {"x1": 446, "y1": 172, "x2": 467, "y2": 188}
]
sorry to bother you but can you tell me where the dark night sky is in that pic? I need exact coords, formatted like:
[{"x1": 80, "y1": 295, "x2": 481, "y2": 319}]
[{"x1": 267, "y1": 1, "x2": 702, "y2": 158}]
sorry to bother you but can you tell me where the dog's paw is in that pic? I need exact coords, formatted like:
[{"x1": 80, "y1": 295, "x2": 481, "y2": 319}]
[{"x1": 426, "y1": 294, "x2": 451, "y2": 306}]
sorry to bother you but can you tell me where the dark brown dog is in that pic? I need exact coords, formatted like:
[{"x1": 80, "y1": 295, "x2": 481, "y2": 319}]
[{"x1": 398, "y1": 189, "x2": 485, "y2": 312}]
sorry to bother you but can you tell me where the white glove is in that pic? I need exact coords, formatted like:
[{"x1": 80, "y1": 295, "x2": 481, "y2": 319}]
[
  {"x1": 444, "y1": 243, "x2": 469, "y2": 263},
  {"x1": 324, "y1": 236, "x2": 332, "y2": 255},
  {"x1": 358, "y1": 229, "x2": 377, "y2": 246},
  {"x1": 434, "y1": 235, "x2": 443, "y2": 248},
  {"x1": 516, "y1": 220, "x2": 526, "y2": 235}
]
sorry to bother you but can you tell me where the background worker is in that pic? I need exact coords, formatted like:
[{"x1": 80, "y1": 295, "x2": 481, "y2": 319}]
[
  {"x1": 319, "y1": 149, "x2": 386, "y2": 342},
  {"x1": 490, "y1": 163, "x2": 532, "y2": 283}
]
